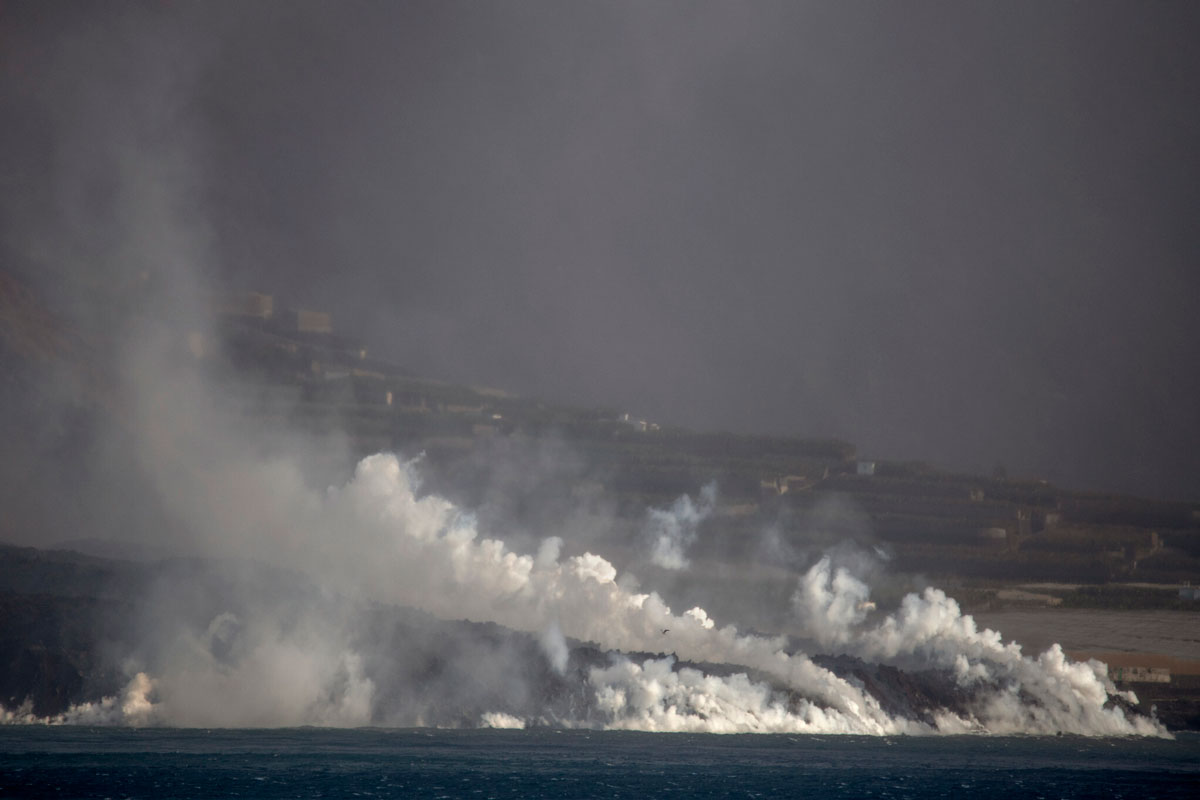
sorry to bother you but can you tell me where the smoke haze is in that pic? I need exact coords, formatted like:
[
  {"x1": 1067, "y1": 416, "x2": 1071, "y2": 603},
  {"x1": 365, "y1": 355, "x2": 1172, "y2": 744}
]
[
  {"x1": 5, "y1": 0, "x2": 1198, "y2": 499},
  {"x1": 0, "y1": 1, "x2": 1191, "y2": 736}
]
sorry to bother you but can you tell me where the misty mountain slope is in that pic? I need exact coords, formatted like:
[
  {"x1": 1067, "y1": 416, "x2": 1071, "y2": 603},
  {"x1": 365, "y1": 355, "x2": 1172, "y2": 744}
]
[
  {"x1": 5, "y1": 263, "x2": 1199, "y2": 596},
  {"x1": 5, "y1": 1, "x2": 1200, "y2": 506}
]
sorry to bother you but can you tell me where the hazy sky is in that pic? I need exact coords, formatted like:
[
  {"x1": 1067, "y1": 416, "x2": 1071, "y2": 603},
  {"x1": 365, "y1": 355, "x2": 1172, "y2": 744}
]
[{"x1": 3, "y1": 1, "x2": 1198, "y2": 500}]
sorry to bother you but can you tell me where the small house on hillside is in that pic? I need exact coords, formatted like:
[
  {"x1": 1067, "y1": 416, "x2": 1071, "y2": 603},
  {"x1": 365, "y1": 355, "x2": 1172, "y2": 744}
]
[
  {"x1": 216, "y1": 291, "x2": 274, "y2": 319},
  {"x1": 1111, "y1": 666, "x2": 1170, "y2": 684},
  {"x1": 286, "y1": 308, "x2": 333, "y2": 334}
]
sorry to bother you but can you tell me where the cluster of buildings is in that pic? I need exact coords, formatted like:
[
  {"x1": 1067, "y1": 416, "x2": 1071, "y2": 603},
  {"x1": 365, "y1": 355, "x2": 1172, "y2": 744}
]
[
  {"x1": 199, "y1": 291, "x2": 502, "y2": 422},
  {"x1": 617, "y1": 412, "x2": 660, "y2": 432},
  {"x1": 211, "y1": 291, "x2": 370, "y2": 375},
  {"x1": 1110, "y1": 665, "x2": 1172, "y2": 684}
]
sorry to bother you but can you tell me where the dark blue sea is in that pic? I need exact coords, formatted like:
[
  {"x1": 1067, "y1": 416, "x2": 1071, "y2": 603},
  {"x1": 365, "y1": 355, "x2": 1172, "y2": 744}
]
[{"x1": 1, "y1": 727, "x2": 1197, "y2": 799}]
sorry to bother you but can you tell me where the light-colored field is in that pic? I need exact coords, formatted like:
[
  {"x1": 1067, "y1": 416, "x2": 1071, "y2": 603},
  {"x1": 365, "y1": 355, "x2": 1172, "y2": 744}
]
[{"x1": 970, "y1": 609, "x2": 1200, "y2": 672}]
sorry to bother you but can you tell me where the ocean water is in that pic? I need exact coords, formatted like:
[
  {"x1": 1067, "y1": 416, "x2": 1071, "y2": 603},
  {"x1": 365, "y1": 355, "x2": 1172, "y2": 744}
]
[{"x1": 0, "y1": 728, "x2": 1197, "y2": 799}]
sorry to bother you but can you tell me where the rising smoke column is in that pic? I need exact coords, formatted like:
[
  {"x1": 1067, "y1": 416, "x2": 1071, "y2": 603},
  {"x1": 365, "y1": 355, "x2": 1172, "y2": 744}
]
[
  {"x1": 792, "y1": 556, "x2": 1164, "y2": 736},
  {"x1": 644, "y1": 482, "x2": 716, "y2": 569}
]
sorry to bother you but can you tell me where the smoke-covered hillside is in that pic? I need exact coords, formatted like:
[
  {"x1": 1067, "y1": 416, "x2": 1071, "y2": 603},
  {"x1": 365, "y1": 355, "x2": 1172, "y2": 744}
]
[
  {"x1": 0, "y1": 451, "x2": 1171, "y2": 735},
  {"x1": 1, "y1": 2, "x2": 1197, "y2": 737},
  {"x1": 1, "y1": 267, "x2": 1194, "y2": 734}
]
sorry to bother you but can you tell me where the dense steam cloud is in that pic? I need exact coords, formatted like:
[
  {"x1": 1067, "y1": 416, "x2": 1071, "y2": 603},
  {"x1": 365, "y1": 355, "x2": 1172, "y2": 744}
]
[{"x1": 1, "y1": 454, "x2": 1165, "y2": 735}]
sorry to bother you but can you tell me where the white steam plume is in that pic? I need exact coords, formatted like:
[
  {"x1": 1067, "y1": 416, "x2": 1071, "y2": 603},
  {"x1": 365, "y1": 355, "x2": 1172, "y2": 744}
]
[
  {"x1": 0, "y1": 674, "x2": 158, "y2": 727},
  {"x1": 2, "y1": 453, "x2": 1165, "y2": 735},
  {"x1": 539, "y1": 621, "x2": 570, "y2": 675},
  {"x1": 321, "y1": 457, "x2": 907, "y2": 733},
  {"x1": 144, "y1": 613, "x2": 375, "y2": 728},
  {"x1": 791, "y1": 555, "x2": 873, "y2": 649},
  {"x1": 591, "y1": 656, "x2": 874, "y2": 734},
  {"x1": 645, "y1": 482, "x2": 716, "y2": 570},
  {"x1": 480, "y1": 711, "x2": 526, "y2": 729},
  {"x1": 792, "y1": 556, "x2": 1164, "y2": 736}
]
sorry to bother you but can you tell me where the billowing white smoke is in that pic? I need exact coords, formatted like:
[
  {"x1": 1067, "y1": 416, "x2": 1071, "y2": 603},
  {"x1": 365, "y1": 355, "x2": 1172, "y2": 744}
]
[
  {"x1": 314, "y1": 457, "x2": 909, "y2": 733},
  {"x1": 791, "y1": 556, "x2": 873, "y2": 649},
  {"x1": 644, "y1": 482, "x2": 716, "y2": 570},
  {"x1": 1, "y1": 610, "x2": 376, "y2": 728},
  {"x1": 792, "y1": 556, "x2": 1164, "y2": 736},
  {"x1": 480, "y1": 711, "x2": 526, "y2": 729},
  {"x1": 0, "y1": 673, "x2": 158, "y2": 727},
  {"x1": 145, "y1": 613, "x2": 375, "y2": 728},
  {"x1": 539, "y1": 621, "x2": 570, "y2": 675},
  {"x1": 5, "y1": 454, "x2": 1164, "y2": 735},
  {"x1": 590, "y1": 656, "x2": 879, "y2": 734}
]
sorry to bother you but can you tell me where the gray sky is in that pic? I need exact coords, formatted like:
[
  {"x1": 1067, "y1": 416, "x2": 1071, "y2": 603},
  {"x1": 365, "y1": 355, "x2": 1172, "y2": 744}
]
[{"x1": 3, "y1": 1, "x2": 1199, "y2": 500}]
